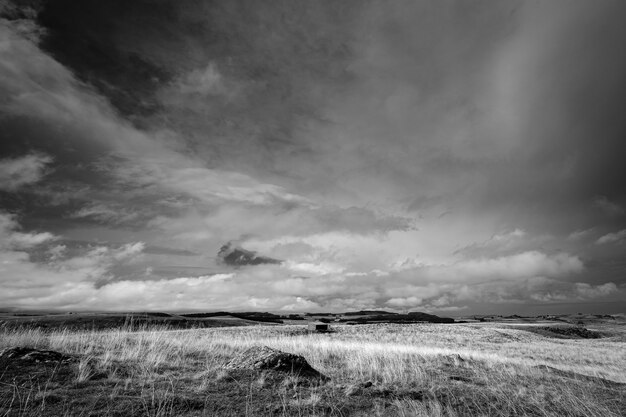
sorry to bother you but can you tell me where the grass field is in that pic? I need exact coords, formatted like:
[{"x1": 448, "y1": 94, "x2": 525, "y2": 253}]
[{"x1": 1, "y1": 320, "x2": 624, "y2": 416}]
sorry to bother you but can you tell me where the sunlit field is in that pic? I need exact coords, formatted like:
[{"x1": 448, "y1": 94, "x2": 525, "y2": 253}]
[{"x1": 1, "y1": 321, "x2": 624, "y2": 416}]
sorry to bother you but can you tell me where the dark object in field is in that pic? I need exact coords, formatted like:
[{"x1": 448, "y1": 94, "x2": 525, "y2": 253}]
[
  {"x1": 526, "y1": 326, "x2": 602, "y2": 339},
  {"x1": 225, "y1": 346, "x2": 327, "y2": 379},
  {"x1": 0, "y1": 346, "x2": 74, "y2": 363},
  {"x1": 308, "y1": 321, "x2": 330, "y2": 332}
]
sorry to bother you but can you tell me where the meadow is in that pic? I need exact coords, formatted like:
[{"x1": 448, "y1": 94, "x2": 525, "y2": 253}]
[{"x1": 1, "y1": 320, "x2": 624, "y2": 416}]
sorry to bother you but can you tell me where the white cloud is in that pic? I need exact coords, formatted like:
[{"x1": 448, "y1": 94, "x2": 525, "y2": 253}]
[
  {"x1": 9, "y1": 230, "x2": 56, "y2": 249},
  {"x1": 596, "y1": 229, "x2": 626, "y2": 245},
  {"x1": 445, "y1": 251, "x2": 583, "y2": 281},
  {"x1": 0, "y1": 211, "x2": 146, "y2": 309},
  {"x1": 574, "y1": 282, "x2": 617, "y2": 298},
  {"x1": 155, "y1": 166, "x2": 309, "y2": 206},
  {"x1": 383, "y1": 251, "x2": 584, "y2": 287},
  {"x1": 568, "y1": 228, "x2": 594, "y2": 241},
  {"x1": 49, "y1": 264, "x2": 613, "y2": 312},
  {"x1": 593, "y1": 196, "x2": 624, "y2": 216},
  {"x1": 284, "y1": 261, "x2": 345, "y2": 276},
  {"x1": 174, "y1": 62, "x2": 242, "y2": 99},
  {"x1": 0, "y1": 153, "x2": 52, "y2": 191},
  {"x1": 0, "y1": 213, "x2": 56, "y2": 249},
  {"x1": 70, "y1": 203, "x2": 140, "y2": 225},
  {"x1": 387, "y1": 296, "x2": 423, "y2": 308}
]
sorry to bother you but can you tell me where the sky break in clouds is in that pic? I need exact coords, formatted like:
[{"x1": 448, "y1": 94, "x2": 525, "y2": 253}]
[{"x1": 0, "y1": 0, "x2": 625, "y2": 315}]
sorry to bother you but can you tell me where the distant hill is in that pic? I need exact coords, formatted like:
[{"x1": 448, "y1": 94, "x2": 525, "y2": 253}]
[
  {"x1": 344, "y1": 310, "x2": 398, "y2": 316},
  {"x1": 337, "y1": 311, "x2": 454, "y2": 324},
  {"x1": 181, "y1": 311, "x2": 283, "y2": 324}
]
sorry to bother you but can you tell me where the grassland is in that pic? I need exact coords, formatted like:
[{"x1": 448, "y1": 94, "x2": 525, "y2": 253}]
[{"x1": 1, "y1": 319, "x2": 624, "y2": 416}]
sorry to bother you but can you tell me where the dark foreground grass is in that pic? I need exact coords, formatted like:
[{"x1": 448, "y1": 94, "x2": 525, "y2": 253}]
[{"x1": 1, "y1": 348, "x2": 624, "y2": 416}]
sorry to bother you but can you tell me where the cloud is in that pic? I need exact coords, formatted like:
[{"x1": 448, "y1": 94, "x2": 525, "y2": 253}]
[
  {"x1": 0, "y1": 249, "x2": 617, "y2": 311},
  {"x1": 568, "y1": 228, "x2": 594, "y2": 241},
  {"x1": 0, "y1": 211, "x2": 146, "y2": 308},
  {"x1": 596, "y1": 229, "x2": 626, "y2": 245},
  {"x1": 0, "y1": 16, "x2": 411, "y2": 243},
  {"x1": 143, "y1": 246, "x2": 198, "y2": 256},
  {"x1": 593, "y1": 196, "x2": 625, "y2": 216},
  {"x1": 1, "y1": 1, "x2": 625, "y2": 313},
  {"x1": 0, "y1": 153, "x2": 52, "y2": 191},
  {"x1": 453, "y1": 228, "x2": 542, "y2": 258},
  {"x1": 171, "y1": 62, "x2": 244, "y2": 101},
  {"x1": 217, "y1": 242, "x2": 281, "y2": 267},
  {"x1": 70, "y1": 202, "x2": 140, "y2": 225},
  {"x1": 3, "y1": 213, "x2": 594, "y2": 312},
  {"x1": 573, "y1": 282, "x2": 618, "y2": 299},
  {"x1": 442, "y1": 251, "x2": 584, "y2": 282},
  {"x1": 27, "y1": 258, "x2": 610, "y2": 312},
  {"x1": 0, "y1": 212, "x2": 56, "y2": 249}
]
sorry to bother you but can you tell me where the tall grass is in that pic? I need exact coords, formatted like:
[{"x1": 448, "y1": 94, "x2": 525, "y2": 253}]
[{"x1": 1, "y1": 322, "x2": 624, "y2": 416}]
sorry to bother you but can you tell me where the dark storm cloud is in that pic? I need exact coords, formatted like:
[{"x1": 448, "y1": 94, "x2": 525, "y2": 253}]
[
  {"x1": 472, "y1": 1, "x2": 626, "y2": 232},
  {"x1": 31, "y1": 0, "x2": 359, "y2": 173},
  {"x1": 217, "y1": 242, "x2": 281, "y2": 267},
  {"x1": 1, "y1": 0, "x2": 626, "y2": 313}
]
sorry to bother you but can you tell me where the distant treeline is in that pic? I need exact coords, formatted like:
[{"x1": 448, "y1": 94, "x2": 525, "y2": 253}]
[
  {"x1": 341, "y1": 312, "x2": 454, "y2": 324},
  {"x1": 180, "y1": 312, "x2": 303, "y2": 324},
  {"x1": 343, "y1": 310, "x2": 397, "y2": 316},
  {"x1": 178, "y1": 311, "x2": 454, "y2": 324}
]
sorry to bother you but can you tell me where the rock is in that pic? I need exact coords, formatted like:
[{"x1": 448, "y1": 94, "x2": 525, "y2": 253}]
[
  {"x1": 224, "y1": 346, "x2": 327, "y2": 379},
  {"x1": 0, "y1": 347, "x2": 74, "y2": 364},
  {"x1": 446, "y1": 354, "x2": 465, "y2": 362},
  {"x1": 443, "y1": 354, "x2": 466, "y2": 367}
]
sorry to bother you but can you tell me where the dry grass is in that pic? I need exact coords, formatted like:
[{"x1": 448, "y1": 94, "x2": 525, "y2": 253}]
[{"x1": 0, "y1": 322, "x2": 624, "y2": 416}]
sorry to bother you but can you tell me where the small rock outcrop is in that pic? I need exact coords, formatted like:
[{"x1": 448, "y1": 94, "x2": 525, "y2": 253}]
[
  {"x1": 444, "y1": 353, "x2": 466, "y2": 365},
  {"x1": 225, "y1": 346, "x2": 327, "y2": 379},
  {"x1": 0, "y1": 347, "x2": 74, "y2": 364}
]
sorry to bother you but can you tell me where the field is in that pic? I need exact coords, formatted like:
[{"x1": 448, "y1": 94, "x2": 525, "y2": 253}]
[{"x1": 1, "y1": 317, "x2": 625, "y2": 416}]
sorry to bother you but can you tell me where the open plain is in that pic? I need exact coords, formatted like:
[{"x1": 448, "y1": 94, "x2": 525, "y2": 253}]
[{"x1": 1, "y1": 314, "x2": 624, "y2": 416}]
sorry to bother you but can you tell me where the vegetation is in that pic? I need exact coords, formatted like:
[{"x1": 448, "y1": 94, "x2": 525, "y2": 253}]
[{"x1": 0, "y1": 320, "x2": 624, "y2": 416}]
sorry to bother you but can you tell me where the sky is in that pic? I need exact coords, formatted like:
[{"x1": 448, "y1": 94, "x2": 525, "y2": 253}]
[{"x1": 1, "y1": 0, "x2": 625, "y2": 315}]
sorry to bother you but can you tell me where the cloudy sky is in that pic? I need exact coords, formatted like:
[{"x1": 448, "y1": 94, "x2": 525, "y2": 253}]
[{"x1": 1, "y1": 0, "x2": 625, "y2": 314}]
